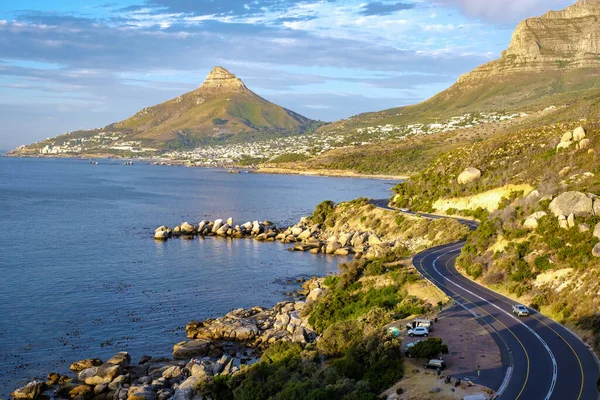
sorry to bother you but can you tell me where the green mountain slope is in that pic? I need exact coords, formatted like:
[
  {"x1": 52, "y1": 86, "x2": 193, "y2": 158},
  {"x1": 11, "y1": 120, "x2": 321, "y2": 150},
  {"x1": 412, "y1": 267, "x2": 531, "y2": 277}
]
[
  {"x1": 11, "y1": 66, "x2": 321, "y2": 155},
  {"x1": 319, "y1": 0, "x2": 600, "y2": 132}
]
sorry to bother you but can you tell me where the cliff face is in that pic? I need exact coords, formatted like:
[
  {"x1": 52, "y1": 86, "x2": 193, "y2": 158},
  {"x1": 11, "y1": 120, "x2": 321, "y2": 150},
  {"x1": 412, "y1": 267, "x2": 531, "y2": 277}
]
[{"x1": 460, "y1": 0, "x2": 600, "y2": 82}]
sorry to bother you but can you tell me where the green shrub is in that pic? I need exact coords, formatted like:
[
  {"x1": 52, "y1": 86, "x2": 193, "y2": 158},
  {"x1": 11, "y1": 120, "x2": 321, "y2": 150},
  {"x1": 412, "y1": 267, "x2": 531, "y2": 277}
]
[
  {"x1": 308, "y1": 282, "x2": 403, "y2": 333},
  {"x1": 395, "y1": 214, "x2": 406, "y2": 226},
  {"x1": 466, "y1": 263, "x2": 484, "y2": 279},
  {"x1": 270, "y1": 153, "x2": 310, "y2": 163},
  {"x1": 312, "y1": 200, "x2": 336, "y2": 226},
  {"x1": 365, "y1": 260, "x2": 386, "y2": 276},
  {"x1": 409, "y1": 338, "x2": 449, "y2": 359},
  {"x1": 196, "y1": 374, "x2": 233, "y2": 399},
  {"x1": 323, "y1": 276, "x2": 340, "y2": 288},
  {"x1": 534, "y1": 256, "x2": 552, "y2": 272}
]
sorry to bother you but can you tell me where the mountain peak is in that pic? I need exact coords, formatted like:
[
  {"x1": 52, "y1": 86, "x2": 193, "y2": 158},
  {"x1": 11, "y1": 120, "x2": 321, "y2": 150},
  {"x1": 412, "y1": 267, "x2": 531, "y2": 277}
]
[
  {"x1": 200, "y1": 66, "x2": 246, "y2": 91},
  {"x1": 457, "y1": 0, "x2": 600, "y2": 83}
]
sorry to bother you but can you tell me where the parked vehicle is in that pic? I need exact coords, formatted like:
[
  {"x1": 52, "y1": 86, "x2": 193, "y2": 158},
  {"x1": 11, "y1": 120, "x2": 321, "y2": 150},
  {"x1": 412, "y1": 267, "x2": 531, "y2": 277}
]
[
  {"x1": 403, "y1": 340, "x2": 422, "y2": 357},
  {"x1": 423, "y1": 359, "x2": 446, "y2": 370},
  {"x1": 512, "y1": 304, "x2": 529, "y2": 316},
  {"x1": 406, "y1": 318, "x2": 433, "y2": 331},
  {"x1": 408, "y1": 326, "x2": 429, "y2": 337}
]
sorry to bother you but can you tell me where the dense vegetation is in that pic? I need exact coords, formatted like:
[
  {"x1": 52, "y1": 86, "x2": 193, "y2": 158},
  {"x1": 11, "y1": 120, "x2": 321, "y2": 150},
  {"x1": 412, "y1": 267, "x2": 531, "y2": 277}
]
[
  {"x1": 196, "y1": 249, "x2": 446, "y2": 399},
  {"x1": 409, "y1": 338, "x2": 449, "y2": 360},
  {"x1": 301, "y1": 132, "x2": 473, "y2": 176},
  {"x1": 269, "y1": 153, "x2": 311, "y2": 163},
  {"x1": 407, "y1": 122, "x2": 600, "y2": 351},
  {"x1": 393, "y1": 122, "x2": 600, "y2": 212}
]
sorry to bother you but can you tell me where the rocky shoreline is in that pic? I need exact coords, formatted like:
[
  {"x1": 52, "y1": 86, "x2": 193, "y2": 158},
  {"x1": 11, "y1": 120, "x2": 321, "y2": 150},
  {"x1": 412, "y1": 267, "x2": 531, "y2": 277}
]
[
  {"x1": 11, "y1": 274, "x2": 329, "y2": 400},
  {"x1": 13, "y1": 211, "x2": 395, "y2": 400},
  {"x1": 154, "y1": 216, "x2": 401, "y2": 260}
]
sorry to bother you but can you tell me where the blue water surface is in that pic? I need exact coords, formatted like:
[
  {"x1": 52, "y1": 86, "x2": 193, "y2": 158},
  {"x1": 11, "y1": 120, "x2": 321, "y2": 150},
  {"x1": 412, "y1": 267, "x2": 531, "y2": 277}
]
[{"x1": 0, "y1": 157, "x2": 396, "y2": 392}]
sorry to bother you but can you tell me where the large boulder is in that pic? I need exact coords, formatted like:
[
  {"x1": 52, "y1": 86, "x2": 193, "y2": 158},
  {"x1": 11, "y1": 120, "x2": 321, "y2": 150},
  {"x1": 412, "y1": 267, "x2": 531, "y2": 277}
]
[
  {"x1": 107, "y1": 352, "x2": 131, "y2": 367},
  {"x1": 154, "y1": 230, "x2": 169, "y2": 240},
  {"x1": 68, "y1": 384, "x2": 93, "y2": 399},
  {"x1": 306, "y1": 288, "x2": 324, "y2": 302},
  {"x1": 457, "y1": 167, "x2": 481, "y2": 185},
  {"x1": 298, "y1": 229, "x2": 312, "y2": 240},
  {"x1": 162, "y1": 365, "x2": 183, "y2": 379},
  {"x1": 523, "y1": 217, "x2": 539, "y2": 230},
  {"x1": 339, "y1": 233, "x2": 353, "y2": 247},
  {"x1": 561, "y1": 131, "x2": 573, "y2": 143},
  {"x1": 180, "y1": 222, "x2": 196, "y2": 235},
  {"x1": 325, "y1": 241, "x2": 342, "y2": 254},
  {"x1": 189, "y1": 362, "x2": 213, "y2": 380},
  {"x1": 172, "y1": 376, "x2": 200, "y2": 400},
  {"x1": 128, "y1": 385, "x2": 155, "y2": 400},
  {"x1": 212, "y1": 219, "x2": 223, "y2": 233},
  {"x1": 557, "y1": 141, "x2": 573, "y2": 151},
  {"x1": 78, "y1": 364, "x2": 122, "y2": 385},
  {"x1": 10, "y1": 381, "x2": 46, "y2": 400},
  {"x1": 594, "y1": 223, "x2": 600, "y2": 239},
  {"x1": 549, "y1": 192, "x2": 594, "y2": 217},
  {"x1": 573, "y1": 126, "x2": 586, "y2": 141},
  {"x1": 594, "y1": 200, "x2": 600, "y2": 216},
  {"x1": 567, "y1": 213, "x2": 576, "y2": 228},
  {"x1": 368, "y1": 233, "x2": 382, "y2": 246},
  {"x1": 173, "y1": 339, "x2": 211, "y2": 359},
  {"x1": 231, "y1": 323, "x2": 259, "y2": 341},
  {"x1": 558, "y1": 215, "x2": 569, "y2": 230},
  {"x1": 593, "y1": 243, "x2": 600, "y2": 258},
  {"x1": 578, "y1": 138, "x2": 591, "y2": 150},
  {"x1": 70, "y1": 358, "x2": 103, "y2": 372}
]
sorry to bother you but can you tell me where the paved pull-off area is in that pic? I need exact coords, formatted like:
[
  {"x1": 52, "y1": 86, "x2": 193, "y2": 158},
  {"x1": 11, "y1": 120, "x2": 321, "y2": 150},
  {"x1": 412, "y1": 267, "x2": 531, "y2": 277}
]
[{"x1": 372, "y1": 200, "x2": 600, "y2": 400}]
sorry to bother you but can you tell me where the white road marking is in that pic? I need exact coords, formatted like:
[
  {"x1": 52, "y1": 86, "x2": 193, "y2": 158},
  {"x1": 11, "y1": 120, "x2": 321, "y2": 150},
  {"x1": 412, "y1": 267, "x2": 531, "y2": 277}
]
[{"x1": 429, "y1": 248, "x2": 557, "y2": 400}]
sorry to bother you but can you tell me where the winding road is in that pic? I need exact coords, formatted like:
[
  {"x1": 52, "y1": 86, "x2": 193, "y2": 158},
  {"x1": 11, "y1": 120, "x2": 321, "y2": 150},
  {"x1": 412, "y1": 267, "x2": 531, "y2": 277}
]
[{"x1": 372, "y1": 199, "x2": 600, "y2": 400}]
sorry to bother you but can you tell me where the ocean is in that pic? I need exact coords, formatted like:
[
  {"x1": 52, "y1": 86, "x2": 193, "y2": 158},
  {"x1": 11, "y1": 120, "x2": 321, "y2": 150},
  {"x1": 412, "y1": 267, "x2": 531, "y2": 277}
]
[{"x1": 0, "y1": 157, "x2": 396, "y2": 393}]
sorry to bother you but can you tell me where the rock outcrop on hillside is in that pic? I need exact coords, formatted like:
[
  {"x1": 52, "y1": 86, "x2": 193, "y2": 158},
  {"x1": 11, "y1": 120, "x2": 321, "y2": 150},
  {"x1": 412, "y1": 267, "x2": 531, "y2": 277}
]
[
  {"x1": 459, "y1": 0, "x2": 600, "y2": 82},
  {"x1": 199, "y1": 66, "x2": 247, "y2": 92}
]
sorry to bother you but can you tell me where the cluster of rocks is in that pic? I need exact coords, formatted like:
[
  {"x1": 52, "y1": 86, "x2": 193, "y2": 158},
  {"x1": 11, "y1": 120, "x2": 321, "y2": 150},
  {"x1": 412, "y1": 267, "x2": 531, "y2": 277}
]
[
  {"x1": 11, "y1": 285, "x2": 330, "y2": 400},
  {"x1": 284, "y1": 217, "x2": 395, "y2": 259},
  {"x1": 154, "y1": 216, "x2": 397, "y2": 260},
  {"x1": 154, "y1": 218, "x2": 280, "y2": 241},
  {"x1": 523, "y1": 190, "x2": 600, "y2": 257},
  {"x1": 556, "y1": 126, "x2": 592, "y2": 152},
  {"x1": 10, "y1": 351, "x2": 239, "y2": 400},
  {"x1": 178, "y1": 297, "x2": 322, "y2": 356}
]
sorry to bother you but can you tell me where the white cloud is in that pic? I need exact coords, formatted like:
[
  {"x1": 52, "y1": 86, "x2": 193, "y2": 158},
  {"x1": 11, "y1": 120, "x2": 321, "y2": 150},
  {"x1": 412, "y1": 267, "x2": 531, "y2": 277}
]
[{"x1": 437, "y1": 0, "x2": 575, "y2": 24}]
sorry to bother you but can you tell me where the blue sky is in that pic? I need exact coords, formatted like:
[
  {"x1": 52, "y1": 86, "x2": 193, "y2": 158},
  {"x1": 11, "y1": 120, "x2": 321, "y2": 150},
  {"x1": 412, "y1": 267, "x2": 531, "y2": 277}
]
[{"x1": 0, "y1": 0, "x2": 576, "y2": 149}]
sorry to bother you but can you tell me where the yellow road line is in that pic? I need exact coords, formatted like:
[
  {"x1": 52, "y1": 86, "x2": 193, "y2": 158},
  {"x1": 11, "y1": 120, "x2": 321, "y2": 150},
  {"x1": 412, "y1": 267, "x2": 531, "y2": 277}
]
[
  {"x1": 439, "y1": 249, "x2": 585, "y2": 400},
  {"x1": 415, "y1": 246, "x2": 531, "y2": 399}
]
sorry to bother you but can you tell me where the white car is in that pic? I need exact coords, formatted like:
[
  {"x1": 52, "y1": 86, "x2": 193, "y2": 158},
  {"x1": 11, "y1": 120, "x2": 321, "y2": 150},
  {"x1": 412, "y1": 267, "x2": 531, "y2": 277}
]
[
  {"x1": 408, "y1": 326, "x2": 429, "y2": 337},
  {"x1": 400, "y1": 208, "x2": 410, "y2": 212},
  {"x1": 512, "y1": 304, "x2": 529, "y2": 317}
]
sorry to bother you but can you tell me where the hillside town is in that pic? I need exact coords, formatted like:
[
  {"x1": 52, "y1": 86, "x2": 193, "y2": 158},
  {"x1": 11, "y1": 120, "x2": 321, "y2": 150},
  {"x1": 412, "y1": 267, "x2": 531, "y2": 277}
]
[
  {"x1": 163, "y1": 112, "x2": 525, "y2": 166},
  {"x1": 15, "y1": 111, "x2": 524, "y2": 164}
]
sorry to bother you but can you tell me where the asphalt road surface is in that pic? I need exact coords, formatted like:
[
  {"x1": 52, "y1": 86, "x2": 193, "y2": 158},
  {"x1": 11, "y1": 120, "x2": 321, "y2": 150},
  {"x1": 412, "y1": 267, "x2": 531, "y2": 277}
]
[{"x1": 371, "y1": 199, "x2": 600, "y2": 400}]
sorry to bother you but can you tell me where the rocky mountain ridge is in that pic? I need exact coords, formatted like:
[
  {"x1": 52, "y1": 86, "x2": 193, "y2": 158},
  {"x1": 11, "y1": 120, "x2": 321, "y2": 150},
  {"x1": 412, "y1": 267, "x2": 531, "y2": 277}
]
[
  {"x1": 459, "y1": 0, "x2": 600, "y2": 82},
  {"x1": 197, "y1": 66, "x2": 247, "y2": 92},
  {"x1": 316, "y1": 0, "x2": 600, "y2": 139}
]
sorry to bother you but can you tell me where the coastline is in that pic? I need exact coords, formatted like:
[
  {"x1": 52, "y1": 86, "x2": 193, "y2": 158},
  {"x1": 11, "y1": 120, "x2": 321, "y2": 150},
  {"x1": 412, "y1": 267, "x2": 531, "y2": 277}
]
[
  {"x1": 254, "y1": 165, "x2": 409, "y2": 181},
  {"x1": 4, "y1": 154, "x2": 409, "y2": 181},
  {"x1": 9, "y1": 193, "x2": 497, "y2": 400}
]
